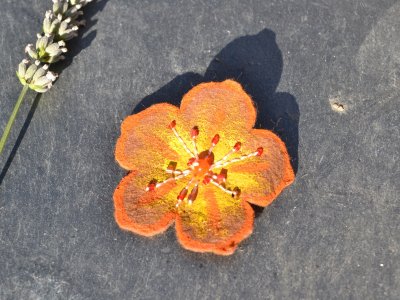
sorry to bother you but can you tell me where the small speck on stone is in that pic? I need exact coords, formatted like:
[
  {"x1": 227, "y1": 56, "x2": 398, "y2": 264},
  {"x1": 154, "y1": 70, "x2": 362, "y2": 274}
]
[{"x1": 329, "y1": 96, "x2": 347, "y2": 113}]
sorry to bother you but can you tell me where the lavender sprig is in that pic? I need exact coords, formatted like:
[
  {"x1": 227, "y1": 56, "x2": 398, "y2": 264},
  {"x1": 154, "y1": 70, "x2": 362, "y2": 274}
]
[
  {"x1": 1, "y1": 0, "x2": 93, "y2": 156},
  {"x1": 17, "y1": 0, "x2": 92, "y2": 93}
]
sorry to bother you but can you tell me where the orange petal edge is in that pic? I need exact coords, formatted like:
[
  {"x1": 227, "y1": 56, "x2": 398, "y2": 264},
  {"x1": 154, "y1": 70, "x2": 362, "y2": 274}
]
[
  {"x1": 175, "y1": 201, "x2": 255, "y2": 255},
  {"x1": 246, "y1": 129, "x2": 295, "y2": 207},
  {"x1": 114, "y1": 171, "x2": 176, "y2": 237},
  {"x1": 115, "y1": 103, "x2": 180, "y2": 171}
]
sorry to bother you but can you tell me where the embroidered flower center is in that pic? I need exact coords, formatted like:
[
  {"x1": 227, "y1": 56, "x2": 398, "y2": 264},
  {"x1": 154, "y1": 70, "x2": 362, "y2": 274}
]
[
  {"x1": 146, "y1": 120, "x2": 263, "y2": 207},
  {"x1": 191, "y1": 150, "x2": 214, "y2": 179}
]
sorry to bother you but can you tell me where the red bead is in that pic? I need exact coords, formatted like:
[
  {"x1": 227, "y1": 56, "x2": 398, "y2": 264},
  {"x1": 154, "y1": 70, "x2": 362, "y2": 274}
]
[
  {"x1": 233, "y1": 187, "x2": 241, "y2": 198},
  {"x1": 191, "y1": 126, "x2": 199, "y2": 138},
  {"x1": 203, "y1": 176, "x2": 211, "y2": 185},
  {"x1": 188, "y1": 185, "x2": 199, "y2": 202},
  {"x1": 167, "y1": 161, "x2": 176, "y2": 171},
  {"x1": 234, "y1": 142, "x2": 242, "y2": 151},
  {"x1": 147, "y1": 180, "x2": 157, "y2": 191},
  {"x1": 256, "y1": 147, "x2": 263, "y2": 156},
  {"x1": 218, "y1": 169, "x2": 228, "y2": 183},
  {"x1": 177, "y1": 187, "x2": 188, "y2": 200},
  {"x1": 217, "y1": 174, "x2": 226, "y2": 183},
  {"x1": 168, "y1": 120, "x2": 176, "y2": 129},
  {"x1": 212, "y1": 134, "x2": 220, "y2": 145},
  {"x1": 187, "y1": 157, "x2": 196, "y2": 166}
]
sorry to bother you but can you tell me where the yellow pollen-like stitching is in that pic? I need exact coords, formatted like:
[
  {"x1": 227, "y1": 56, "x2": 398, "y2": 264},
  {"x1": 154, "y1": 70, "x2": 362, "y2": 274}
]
[{"x1": 149, "y1": 121, "x2": 262, "y2": 207}]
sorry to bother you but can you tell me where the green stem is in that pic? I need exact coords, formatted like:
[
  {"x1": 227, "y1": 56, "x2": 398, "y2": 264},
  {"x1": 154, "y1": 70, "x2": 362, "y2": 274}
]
[{"x1": 0, "y1": 85, "x2": 30, "y2": 157}]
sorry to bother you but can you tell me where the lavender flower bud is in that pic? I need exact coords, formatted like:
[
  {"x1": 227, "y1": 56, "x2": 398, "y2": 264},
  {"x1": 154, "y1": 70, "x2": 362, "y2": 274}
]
[
  {"x1": 69, "y1": 0, "x2": 93, "y2": 6},
  {"x1": 24, "y1": 61, "x2": 40, "y2": 80},
  {"x1": 64, "y1": 5, "x2": 84, "y2": 23},
  {"x1": 43, "y1": 11, "x2": 61, "y2": 35},
  {"x1": 26, "y1": 34, "x2": 68, "y2": 63},
  {"x1": 16, "y1": 59, "x2": 30, "y2": 84},
  {"x1": 58, "y1": 18, "x2": 79, "y2": 40},
  {"x1": 17, "y1": 60, "x2": 58, "y2": 93},
  {"x1": 53, "y1": 0, "x2": 69, "y2": 16},
  {"x1": 25, "y1": 44, "x2": 38, "y2": 60}
]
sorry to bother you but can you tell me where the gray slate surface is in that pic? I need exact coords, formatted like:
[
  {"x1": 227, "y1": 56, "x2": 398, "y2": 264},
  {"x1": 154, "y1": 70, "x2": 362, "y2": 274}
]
[{"x1": 0, "y1": 0, "x2": 399, "y2": 299}]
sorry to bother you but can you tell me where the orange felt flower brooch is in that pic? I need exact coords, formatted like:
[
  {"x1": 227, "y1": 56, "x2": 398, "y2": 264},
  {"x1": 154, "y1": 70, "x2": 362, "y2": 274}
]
[{"x1": 114, "y1": 80, "x2": 295, "y2": 255}]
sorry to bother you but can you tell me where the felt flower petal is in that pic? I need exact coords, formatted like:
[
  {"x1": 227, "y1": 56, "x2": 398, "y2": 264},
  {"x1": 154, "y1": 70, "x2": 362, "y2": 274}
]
[
  {"x1": 115, "y1": 103, "x2": 188, "y2": 171},
  {"x1": 175, "y1": 186, "x2": 254, "y2": 255},
  {"x1": 114, "y1": 170, "x2": 187, "y2": 236},
  {"x1": 179, "y1": 80, "x2": 257, "y2": 159},
  {"x1": 227, "y1": 129, "x2": 295, "y2": 207}
]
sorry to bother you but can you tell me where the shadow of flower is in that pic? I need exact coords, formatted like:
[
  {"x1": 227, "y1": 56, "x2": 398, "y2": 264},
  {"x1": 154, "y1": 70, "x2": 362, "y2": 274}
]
[{"x1": 134, "y1": 28, "x2": 299, "y2": 175}]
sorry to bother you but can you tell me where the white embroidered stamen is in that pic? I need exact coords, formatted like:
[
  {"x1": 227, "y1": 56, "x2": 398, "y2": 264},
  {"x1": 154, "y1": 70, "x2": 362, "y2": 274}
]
[
  {"x1": 210, "y1": 180, "x2": 238, "y2": 197},
  {"x1": 211, "y1": 141, "x2": 242, "y2": 168},
  {"x1": 146, "y1": 169, "x2": 191, "y2": 191},
  {"x1": 191, "y1": 126, "x2": 199, "y2": 158},
  {"x1": 211, "y1": 148, "x2": 263, "y2": 170},
  {"x1": 169, "y1": 120, "x2": 195, "y2": 157}
]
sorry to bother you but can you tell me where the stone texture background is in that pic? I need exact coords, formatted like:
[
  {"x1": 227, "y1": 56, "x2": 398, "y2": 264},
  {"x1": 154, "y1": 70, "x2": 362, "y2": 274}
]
[{"x1": 0, "y1": 0, "x2": 399, "y2": 299}]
